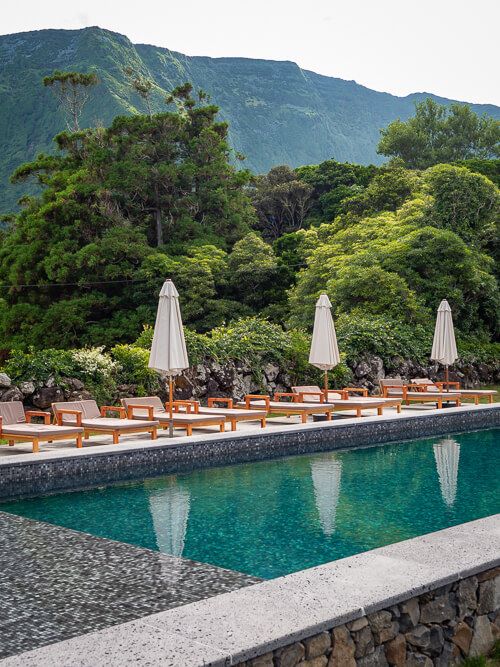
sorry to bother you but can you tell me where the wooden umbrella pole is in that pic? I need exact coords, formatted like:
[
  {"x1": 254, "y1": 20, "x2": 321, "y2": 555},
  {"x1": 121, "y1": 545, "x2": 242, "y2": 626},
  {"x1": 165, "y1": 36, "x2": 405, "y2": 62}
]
[
  {"x1": 445, "y1": 365, "x2": 449, "y2": 392},
  {"x1": 324, "y1": 370, "x2": 328, "y2": 400},
  {"x1": 169, "y1": 376, "x2": 174, "y2": 437}
]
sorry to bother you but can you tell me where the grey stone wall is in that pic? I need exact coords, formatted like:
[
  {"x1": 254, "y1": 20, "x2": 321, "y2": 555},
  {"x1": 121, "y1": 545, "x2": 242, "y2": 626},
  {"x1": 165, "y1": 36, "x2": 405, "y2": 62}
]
[
  {"x1": 237, "y1": 568, "x2": 499, "y2": 667},
  {"x1": 0, "y1": 350, "x2": 498, "y2": 410}
]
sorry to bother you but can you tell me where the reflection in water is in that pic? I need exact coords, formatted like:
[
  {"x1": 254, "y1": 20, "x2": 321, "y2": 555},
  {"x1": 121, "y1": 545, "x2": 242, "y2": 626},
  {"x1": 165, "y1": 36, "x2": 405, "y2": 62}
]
[
  {"x1": 311, "y1": 456, "x2": 343, "y2": 536},
  {"x1": 433, "y1": 438, "x2": 460, "y2": 507},
  {"x1": 148, "y1": 479, "x2": 190, "y2": 556}
]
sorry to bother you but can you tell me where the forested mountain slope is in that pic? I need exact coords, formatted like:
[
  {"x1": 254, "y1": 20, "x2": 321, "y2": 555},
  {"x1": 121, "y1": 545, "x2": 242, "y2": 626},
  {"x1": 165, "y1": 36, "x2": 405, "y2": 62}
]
[{"x1": 1, "y1": 25, "x2": 499, "y2": 211}]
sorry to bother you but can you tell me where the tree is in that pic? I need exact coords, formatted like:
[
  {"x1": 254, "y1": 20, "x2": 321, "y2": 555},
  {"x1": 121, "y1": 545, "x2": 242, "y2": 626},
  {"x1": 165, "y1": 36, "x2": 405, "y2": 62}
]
[
  {"x1": 43, "y1": 70, "x2": 98, "y2": 132},
  {"x1": 123, "y1": 67, "x2": 154, "y2": 117},
  {"x1": 252, "y1": 166, "x2": 313, "y2": 239},
  {"x1": 424, "y1": 164, "x2": 499, "y2": 248},
  {"x1": 378, "y1": 98, "x2": 500, "y2": 169},
  {"x1": 288, "y1": 192, "x2": 499, "y2": 336},
  {"x1": 227, "y1": 233, "x2": 279, "y2": 309},
  {"x1": 0, "y1": 83, "x2": 256, "y2": 349},
  {"x1": 296, "y1": 159, "x2": 377, "y2": 221},
  {"x1": 341, "y1": 167, "x2": 417, "y2": 217}
]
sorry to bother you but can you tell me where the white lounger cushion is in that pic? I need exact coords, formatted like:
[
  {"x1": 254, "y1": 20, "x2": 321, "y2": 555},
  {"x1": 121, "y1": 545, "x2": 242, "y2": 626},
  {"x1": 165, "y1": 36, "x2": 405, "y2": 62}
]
[
  {"x1": 121, "y1": 397, "x2": 227, "y2": 424},
  {"x1": 52, "y1": 400, "x2": 157, "y2": 427},
  {"x1": 197, "y1": 407, "x2": 267, "y2": 418},
  {"x1": 2, "y1": 424, "x2": 82, "y2": 437}
]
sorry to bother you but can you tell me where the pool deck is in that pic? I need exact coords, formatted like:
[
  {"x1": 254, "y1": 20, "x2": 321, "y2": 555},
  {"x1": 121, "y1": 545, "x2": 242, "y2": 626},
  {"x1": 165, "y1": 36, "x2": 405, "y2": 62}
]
[{"x1": 1, "y1": 402, "x2": 498, "y2": 463}]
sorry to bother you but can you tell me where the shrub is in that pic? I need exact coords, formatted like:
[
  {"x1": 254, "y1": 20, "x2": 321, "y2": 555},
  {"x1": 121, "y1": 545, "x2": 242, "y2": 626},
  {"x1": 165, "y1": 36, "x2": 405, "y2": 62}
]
[
  {"x1": 70, "y1": 347, "x2": 118, "y2": 384},
  {"x1": 3, "y1": 347, "x2": 75, "y2": 384},
  {"x1": 111, "y1": 344, "x2": 160, "y2": 394},
  {"x1": 336, "y1": 314, "x2": 433, "y2": 365}
]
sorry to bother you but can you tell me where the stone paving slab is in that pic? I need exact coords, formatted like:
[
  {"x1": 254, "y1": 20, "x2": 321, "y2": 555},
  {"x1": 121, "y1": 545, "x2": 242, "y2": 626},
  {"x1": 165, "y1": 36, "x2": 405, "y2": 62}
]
[
  {"x1": 2, "y1": 514, "x2": 498, "y2": 666},
  {"x1": 0, "y1": 512, "x2": 260, "y2": 660}
]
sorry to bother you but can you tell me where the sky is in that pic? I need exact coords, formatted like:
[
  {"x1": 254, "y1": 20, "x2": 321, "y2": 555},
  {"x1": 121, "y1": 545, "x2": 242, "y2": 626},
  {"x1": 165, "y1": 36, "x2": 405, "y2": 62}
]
[{"x1": 2, "y1": 0, "x2": 499, "y2": 106}]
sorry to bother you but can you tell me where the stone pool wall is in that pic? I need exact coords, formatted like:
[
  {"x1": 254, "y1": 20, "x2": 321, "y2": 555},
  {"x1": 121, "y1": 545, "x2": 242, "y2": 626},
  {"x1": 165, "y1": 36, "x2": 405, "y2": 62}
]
[{"x1": 237, "y1": 567, "x2": 500, "y2": 667}]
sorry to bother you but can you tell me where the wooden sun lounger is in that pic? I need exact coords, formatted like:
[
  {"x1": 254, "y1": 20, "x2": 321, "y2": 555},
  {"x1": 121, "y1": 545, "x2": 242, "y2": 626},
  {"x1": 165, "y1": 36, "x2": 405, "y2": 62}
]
[
  {"x1": 236, "y1": 394, "x2": 334, "y2": 423},
  {"x1": 379, "y1": 379, "x2": 461, "y2": 408},
  {"x1": 190, "y1": 398, "x2": 267, "y2": 430},
  {"x1": 121, "y1": 397, "x2": 226, "y2": 436},
  {"x1": 0, "y1": 401, "x2": 83, "y2": 453},
  {"x1": 412, "y1": 379, "x2": 497, "y2": 405},
  {"x1": 291, "y1": 386, "x2": 402, "y2": 416},
  {"x1": 52, "y1": 400, "x2": 159, "y2": 444}
]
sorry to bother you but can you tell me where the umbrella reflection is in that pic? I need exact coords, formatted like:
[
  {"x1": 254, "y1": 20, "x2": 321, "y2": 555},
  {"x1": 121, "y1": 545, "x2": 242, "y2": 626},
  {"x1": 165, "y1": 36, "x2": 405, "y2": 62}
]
[
  {"x1": 148, "y1": 479, "x2": 191, "y2": 557},
  {"x1": 311, "y1": 456, "x2": 343, "y2": 536},
  {"x1": 433, "y1": 438, "x2": 460, "y2": 507}
]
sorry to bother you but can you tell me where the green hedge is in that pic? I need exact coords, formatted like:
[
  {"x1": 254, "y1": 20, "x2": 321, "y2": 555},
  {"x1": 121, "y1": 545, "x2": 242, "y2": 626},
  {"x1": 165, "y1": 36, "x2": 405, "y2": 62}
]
[{"x1": 1, "y1": 317, "x2": 497, "y2": 402}]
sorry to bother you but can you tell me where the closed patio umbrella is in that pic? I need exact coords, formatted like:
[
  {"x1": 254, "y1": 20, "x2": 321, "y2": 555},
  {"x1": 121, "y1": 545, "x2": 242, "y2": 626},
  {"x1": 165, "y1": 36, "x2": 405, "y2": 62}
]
[
  {"x1": 430, "y1": 299, "x2": 458, "y2": 391},
  {"x1": 309, "y1": 294, "x2": 341, "y2": 395},
  {"x1": 149, "y1": 279, "x2": 189, "y2": 432}
]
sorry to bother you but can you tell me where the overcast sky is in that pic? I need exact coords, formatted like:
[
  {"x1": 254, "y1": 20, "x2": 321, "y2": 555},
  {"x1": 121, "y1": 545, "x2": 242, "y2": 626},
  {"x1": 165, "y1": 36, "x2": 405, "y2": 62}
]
[{"x1": 3, "y1": 0, "x2": 499, "y2": 105}]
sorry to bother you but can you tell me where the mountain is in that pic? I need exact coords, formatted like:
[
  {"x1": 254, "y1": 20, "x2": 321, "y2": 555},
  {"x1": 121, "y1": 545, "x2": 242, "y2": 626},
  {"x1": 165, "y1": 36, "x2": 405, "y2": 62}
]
[{"x1": 1, "y1": 26, "x2": 499, "y2": 213}]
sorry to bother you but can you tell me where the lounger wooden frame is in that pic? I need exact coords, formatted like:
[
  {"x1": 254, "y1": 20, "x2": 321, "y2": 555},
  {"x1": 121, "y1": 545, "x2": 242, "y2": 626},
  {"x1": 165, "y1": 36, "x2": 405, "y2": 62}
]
[
  {"x1": 127, "y1": 402, "x2": 226, "y2": 436},
  {"x1": 0, "y1": 411, "x2": 83, "y2": 453},
  {"x1": 380, "y1": 384, "x2": 460, "y2": 408},
  {"x1": 243, "y1": 394, "x2": 334, "y2": 423},
  {"x1": 414, "y1": 380, "x2": 495, "y2": 405},
  {"x1": 204, "y1": 397, "x2": 266, "y2": 430},
  {"x1": 55, "y1": 405, "x2": 158, "y2": 444},
  {"x1": 291, "y1": 386, "x2": 402, "y2": 416}
]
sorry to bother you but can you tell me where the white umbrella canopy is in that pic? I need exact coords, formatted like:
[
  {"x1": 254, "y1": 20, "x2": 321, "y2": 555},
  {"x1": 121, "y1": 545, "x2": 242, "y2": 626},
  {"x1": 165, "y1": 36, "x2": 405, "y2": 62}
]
[
  {"x1": 149, "y1": 279, "x2": 189, "y2": 421},
  {"x1": 309, "y1": 293, "x2": 341, "y2": 394},
  {"x1": 430, "y1": 299, "x2": 458, "y2": 388}
]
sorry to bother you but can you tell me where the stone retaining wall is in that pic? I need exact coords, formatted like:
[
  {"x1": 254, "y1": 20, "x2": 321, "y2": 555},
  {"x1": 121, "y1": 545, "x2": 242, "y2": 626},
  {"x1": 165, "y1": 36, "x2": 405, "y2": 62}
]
[{"x1": 237, "y1": 568, "x2": 500, "y2": 667}]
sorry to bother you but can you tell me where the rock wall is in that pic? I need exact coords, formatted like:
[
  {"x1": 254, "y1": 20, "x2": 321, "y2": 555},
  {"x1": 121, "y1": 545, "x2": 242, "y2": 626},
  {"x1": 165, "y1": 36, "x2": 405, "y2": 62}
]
[
  {"x1": 0, "y1": 353, "x2": 498, "y2": 410},
  {"x1": 237, "y1": 567, "x2": 500, "y2": 667},
  {"x1": 351, "y1": 355, "x2": 500, "y2": 394}
]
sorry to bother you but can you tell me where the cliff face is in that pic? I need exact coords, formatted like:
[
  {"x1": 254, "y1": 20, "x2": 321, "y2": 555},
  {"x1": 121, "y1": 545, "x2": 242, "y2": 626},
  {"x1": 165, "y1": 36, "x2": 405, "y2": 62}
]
[{"x1": 1, "y1": 26, "x2": 499, "y2": 212}]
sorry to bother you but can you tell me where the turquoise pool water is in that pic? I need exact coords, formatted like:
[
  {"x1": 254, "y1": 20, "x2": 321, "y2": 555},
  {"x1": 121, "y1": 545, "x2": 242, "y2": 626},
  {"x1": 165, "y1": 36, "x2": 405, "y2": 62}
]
[{"x1": 2, "y1": 428, "x2": 499, "y2": 579}]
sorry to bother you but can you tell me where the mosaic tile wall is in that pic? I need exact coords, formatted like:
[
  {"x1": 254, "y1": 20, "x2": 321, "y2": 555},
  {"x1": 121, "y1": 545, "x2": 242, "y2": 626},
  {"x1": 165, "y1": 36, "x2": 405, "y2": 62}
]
[
  {"x1": 0, "y1": 408, "x2": 498, "y2": 502},
  {"x1": 0, "y1": 512, "x2": 260, "y2": 659}
]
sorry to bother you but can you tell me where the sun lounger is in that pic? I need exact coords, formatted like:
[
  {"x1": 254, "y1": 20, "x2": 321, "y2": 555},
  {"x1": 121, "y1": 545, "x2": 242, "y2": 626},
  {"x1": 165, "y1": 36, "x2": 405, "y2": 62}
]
[
  {"x1": 236, "y1": 394, "x2": 334, "y2": 423},
  {"x1": 0, "y1": 401, "x2": 83, "y2": 453},
  {"x1": 411, "y1": 378, "x2": 497, "y2": 405},
  {"x1": 379, "y1": 379, "x2": 461, "y2": 408},
  {"x1": 52, "y1": 400, "x2": 159, "y2": 444},
  {"x1": 291, "y1": 386, "x2": 402, "y2": 416},
  {"x1": 121, "y1": 396, "x2": 226, "y2": 435},
  {"x1": 178, "y1": 398, "x2": 267, "y2": 430}
]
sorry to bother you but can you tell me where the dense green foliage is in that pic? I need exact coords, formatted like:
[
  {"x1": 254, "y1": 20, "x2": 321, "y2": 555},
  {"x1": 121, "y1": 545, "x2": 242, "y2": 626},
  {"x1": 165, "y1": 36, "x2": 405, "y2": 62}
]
[
  {"x1": 2, "y1": 26, "x2": 500, "y2": 213},
  {"x1": 378, "y1": 99, "x2": 500, "y2": 168},
  {"x1": 0, "y1": 74, "x2": 498, "y2": 388},
  {"x1": 288, "y1": 163, "x2": 499, "y2": 342},
  {"x1": 0, "y1": 87, "x2": 256, "y2": 347}
]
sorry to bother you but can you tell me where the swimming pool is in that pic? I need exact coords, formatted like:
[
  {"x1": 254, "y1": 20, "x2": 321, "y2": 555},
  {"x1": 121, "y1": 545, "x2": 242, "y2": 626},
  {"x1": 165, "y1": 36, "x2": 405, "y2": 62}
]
[{"x1": 2, "y1": 428, "x2": 498, "y2": 579}]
